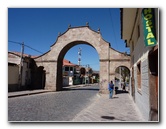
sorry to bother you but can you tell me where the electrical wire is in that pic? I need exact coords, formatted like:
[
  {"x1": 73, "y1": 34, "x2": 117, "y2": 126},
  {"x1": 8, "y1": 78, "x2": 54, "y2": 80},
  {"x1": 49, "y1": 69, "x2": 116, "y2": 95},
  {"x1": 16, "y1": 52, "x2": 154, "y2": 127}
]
[
  {"x1": 108, "y1": 9, "x2": 118, "y2": 50},
  {"x1": 8, "y1": 40, "x2": 44, "y2": 54},
  {"x1": 8, "y1": 40, "x2": 22, "y2": 45},
  {"x1": 23, "y1": 44, "x2": 43, "y2": 54}
]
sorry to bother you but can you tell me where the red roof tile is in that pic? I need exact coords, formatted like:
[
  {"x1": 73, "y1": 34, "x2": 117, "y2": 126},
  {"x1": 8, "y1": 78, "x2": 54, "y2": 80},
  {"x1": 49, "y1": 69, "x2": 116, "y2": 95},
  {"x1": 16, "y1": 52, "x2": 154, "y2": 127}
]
[{"x1": 63, "y1": 59, "x2": 76, "y2": 66}]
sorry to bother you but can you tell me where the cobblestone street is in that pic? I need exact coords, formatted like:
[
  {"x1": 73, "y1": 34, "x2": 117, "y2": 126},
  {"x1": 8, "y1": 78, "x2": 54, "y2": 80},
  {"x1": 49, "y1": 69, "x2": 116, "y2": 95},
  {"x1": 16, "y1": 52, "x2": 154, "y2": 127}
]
[
  {"x1": 8, "y1": 85, "x2": 99, "y2": 121},
  {"x1": 8, "y1": 85, "x2": 145, "y2": 122}
]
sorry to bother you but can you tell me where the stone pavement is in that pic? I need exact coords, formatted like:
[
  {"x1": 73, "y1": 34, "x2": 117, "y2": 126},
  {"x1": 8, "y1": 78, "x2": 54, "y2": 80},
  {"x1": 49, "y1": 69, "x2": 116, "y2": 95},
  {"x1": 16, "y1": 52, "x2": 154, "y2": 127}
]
[
  {"x1": 72, "y1": 92, "x2": 145, "y2": 122},
  {"x1": 8, "y1": 85, "x2": 145, "y2": 122}
]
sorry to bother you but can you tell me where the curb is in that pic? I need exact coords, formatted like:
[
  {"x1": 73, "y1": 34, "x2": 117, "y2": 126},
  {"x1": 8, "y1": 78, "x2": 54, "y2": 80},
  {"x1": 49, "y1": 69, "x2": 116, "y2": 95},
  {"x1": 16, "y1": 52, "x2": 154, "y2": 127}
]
[{"x1": 8, "y1": 90, "x2": 52, "y2": 98}]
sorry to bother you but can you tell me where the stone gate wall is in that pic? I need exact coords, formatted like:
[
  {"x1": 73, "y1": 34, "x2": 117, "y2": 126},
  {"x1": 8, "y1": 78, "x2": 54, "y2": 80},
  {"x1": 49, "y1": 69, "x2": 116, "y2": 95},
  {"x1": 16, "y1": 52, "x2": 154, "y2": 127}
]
[{"x1": 34, "y1": 26, "x2": 130, "y2": 93}]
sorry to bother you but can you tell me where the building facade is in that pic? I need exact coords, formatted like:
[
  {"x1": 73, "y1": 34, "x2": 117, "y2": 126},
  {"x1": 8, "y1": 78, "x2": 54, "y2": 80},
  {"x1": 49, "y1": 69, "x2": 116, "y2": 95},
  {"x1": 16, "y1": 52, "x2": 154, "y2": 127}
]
[
  {"x1": 62, "y1": 59, "x2": 96, "y2": 86},
  {"x1": 8, "y1": 52, "x2": 32, "y2": 91},
  {"x1": 8, "y1": 63, "x2": 19, "y2": 92},
  {"x1": 8, "y1": 52, "x2": 45, "y2": 91},
  {"x1": 121, "y1": 8, "x2": 159, "y2": 121},
  {"x1": 63, "y1": 59, "x2": 76, "y2": 86}
]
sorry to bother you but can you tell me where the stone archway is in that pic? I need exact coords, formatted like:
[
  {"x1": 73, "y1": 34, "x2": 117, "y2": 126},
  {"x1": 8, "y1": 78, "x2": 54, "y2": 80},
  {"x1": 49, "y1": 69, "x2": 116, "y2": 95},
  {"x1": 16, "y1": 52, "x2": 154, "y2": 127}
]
[
  {"x1": 114, "y1": 66, "x2": 130, "y2": 90},
  {"x1": 34, "y1": 26, "x2": 130, "y2": 94},
  {"x1": 56, "y1": 41, "x2": 100, "y2": 91},
  {"x1": 115, "y1": 66, "x2": 130, "y2": 82}
]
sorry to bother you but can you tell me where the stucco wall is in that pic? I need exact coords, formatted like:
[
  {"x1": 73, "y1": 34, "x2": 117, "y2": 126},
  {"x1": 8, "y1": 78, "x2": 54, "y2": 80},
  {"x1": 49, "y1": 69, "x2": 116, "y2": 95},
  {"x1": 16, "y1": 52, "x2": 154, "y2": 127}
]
[
  {"x1": 122, "y1": 8, "x2": 158, "y2": 121},
  {"x1": 131, "y1": 9, "x2": 153, "y2": 121},
  {"x1": 8, "y1": 53, "x2": 21, "y2": 65},
  {"x1": 8, "y1": 65, "x2": 19, "y2": 92},
  {"x1": 8, "y1": 65, "x2": 19, "y2": 84},
  {"x1": 134, "y1": 57, "x2": 150, "y2": 121}
]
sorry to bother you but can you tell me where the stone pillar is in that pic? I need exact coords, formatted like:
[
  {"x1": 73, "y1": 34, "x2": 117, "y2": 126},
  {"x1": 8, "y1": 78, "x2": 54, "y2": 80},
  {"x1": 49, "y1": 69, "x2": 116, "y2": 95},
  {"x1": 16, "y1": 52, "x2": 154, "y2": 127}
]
[
  {"x1": 109, "y1": 74, "x2": 115, "y2": 82},
  {"x1": 99, "y1": 60, "x2": 110, "y2": 94},
  {"x1": 44, "y1": 61, "x2": 57, "y2": 91}
]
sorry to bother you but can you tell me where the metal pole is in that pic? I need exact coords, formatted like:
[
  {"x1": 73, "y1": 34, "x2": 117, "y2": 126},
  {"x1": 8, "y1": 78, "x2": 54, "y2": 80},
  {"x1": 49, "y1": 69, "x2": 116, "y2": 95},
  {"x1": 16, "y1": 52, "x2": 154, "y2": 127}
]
[
  {"x1": 78, "y1": 48, "x2": 81, "y2": 66},
  {"x1": 88, "y1": 64, "x2": 89, "y2": 84},
  {"x1": 19, "y1": 42, "x2": 24, "y2": 89}
]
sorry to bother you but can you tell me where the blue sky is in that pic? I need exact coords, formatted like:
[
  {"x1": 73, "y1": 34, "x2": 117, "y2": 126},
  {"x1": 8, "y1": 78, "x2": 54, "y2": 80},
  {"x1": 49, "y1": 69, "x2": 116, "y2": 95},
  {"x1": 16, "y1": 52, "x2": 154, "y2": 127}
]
[{"x1": 8, "y1": 8, "x2": 129, "y2": 71}]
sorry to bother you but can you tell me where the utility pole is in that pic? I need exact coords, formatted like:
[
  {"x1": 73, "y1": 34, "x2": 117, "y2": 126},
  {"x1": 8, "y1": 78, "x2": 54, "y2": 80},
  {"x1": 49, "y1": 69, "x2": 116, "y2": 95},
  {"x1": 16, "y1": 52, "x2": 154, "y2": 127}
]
[
  {"x1": 19, "y1": 42, "x2": 24, "y2": 89},
  {"x1": 78, "y1": 48, "x2": 81, "y2": 66},
  {"x1": 87, "y1": 64, "x2": 89, "y2": 84}
]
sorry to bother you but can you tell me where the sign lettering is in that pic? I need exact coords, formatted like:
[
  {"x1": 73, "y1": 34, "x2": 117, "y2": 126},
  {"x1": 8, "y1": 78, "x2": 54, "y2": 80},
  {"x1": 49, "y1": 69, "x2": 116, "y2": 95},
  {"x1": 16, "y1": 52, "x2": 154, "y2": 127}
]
[{"x1": 142, "y1": 8, "x2": 156, "y2": 47}]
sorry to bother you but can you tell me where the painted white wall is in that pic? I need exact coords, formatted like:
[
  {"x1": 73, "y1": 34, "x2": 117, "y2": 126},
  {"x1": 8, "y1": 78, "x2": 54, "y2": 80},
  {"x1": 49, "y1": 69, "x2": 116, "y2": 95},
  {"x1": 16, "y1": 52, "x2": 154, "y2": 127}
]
[{"x1": 131, "y1": 9, "x2": 154, "y2": 120}]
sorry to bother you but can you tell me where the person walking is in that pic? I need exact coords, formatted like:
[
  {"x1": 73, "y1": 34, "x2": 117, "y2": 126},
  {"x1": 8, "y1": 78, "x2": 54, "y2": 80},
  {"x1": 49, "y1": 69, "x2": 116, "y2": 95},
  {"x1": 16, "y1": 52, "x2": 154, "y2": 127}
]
[{"x1": 108, "y1": 81, "x2": 114, "y2": 99}]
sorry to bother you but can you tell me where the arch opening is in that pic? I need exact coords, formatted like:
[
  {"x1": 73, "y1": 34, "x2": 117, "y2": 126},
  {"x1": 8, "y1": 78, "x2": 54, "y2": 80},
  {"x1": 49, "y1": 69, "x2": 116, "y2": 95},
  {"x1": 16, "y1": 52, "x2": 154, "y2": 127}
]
[
  {"x1": 114, "y1": 66, "x2": 130, "y2": 92},
  {"x1": 56, "y1": 41, "x2": 100, "y2": 91}
]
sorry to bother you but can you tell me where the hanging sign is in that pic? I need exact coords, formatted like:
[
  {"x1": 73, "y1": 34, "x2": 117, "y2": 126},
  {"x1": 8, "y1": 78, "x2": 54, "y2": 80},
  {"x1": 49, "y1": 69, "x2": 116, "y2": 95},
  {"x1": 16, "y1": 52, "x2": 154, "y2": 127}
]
[{"x1": 142, "y1": 8, "x2": 156, "y2": 47}]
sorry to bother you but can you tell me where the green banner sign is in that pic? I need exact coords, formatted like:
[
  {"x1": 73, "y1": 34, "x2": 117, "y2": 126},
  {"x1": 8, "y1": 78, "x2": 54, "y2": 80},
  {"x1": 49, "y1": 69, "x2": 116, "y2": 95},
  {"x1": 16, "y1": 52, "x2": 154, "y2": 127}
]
[{"x1": 142, "y1": 8, "x2": 156, "y2": 47}]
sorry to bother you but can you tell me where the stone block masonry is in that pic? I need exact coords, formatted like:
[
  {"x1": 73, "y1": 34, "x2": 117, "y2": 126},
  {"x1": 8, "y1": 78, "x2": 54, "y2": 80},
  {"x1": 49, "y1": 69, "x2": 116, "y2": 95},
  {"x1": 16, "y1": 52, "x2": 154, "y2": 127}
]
[{"x1": 34, "y1": 26, "x2": 130, "y2": 93}]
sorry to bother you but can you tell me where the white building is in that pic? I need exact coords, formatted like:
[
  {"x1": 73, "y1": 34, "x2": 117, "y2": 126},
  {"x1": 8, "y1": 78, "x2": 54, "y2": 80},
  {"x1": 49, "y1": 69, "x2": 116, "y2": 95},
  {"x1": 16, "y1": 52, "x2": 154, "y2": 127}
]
[
  {"x1": 62, "y1": 59, "x2": 77, "y2": 86},
  {"x1": 121, "y1": 8, "x2": 159, "y2": 121}
]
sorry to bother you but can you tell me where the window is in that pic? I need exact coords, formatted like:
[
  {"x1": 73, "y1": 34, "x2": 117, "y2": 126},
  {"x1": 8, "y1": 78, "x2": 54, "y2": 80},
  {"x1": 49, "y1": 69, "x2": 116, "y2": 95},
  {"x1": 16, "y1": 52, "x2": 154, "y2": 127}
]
[
  {"x1": 70, "y1": 67, "x2": 73, "y2": 71},
  {"x1": 65, "y1": 67, "x2": 69, "y2": 71},
  {"x1": 137, "y1": 61, "x2": 141, "y2": 91}
]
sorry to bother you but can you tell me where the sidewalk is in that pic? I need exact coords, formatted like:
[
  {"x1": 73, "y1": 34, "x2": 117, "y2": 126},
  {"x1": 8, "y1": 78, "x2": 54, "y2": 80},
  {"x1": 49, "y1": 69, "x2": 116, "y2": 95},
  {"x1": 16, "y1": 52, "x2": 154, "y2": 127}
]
[
  {"x1": 8, "y1": 89, "x2": 52, "y2": 98},
  {"x1": 72, "y1": 92, "x2": 145, "y2": 122}
]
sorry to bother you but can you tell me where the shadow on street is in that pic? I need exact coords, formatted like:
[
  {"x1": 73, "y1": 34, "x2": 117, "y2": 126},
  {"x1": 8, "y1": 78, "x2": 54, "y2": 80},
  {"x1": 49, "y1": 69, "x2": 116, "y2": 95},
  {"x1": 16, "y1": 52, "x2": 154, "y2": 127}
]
[
  {"x1": 62, "y1": 86, "x2": 99, "y2": 92},
  {"x1": 101, "y1": 116, "x2": 126, "y2": 121},
  {"x1": 63, "y1": 88, "x2": 99, "y2": 91},
  {"x1": 101, "y1": 116, "x2": 115, "y2": 120}
]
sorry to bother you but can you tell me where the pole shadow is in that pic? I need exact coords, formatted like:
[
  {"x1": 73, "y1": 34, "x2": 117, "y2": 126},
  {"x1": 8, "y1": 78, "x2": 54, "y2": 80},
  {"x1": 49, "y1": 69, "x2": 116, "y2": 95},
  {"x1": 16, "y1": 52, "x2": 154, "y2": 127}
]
[
  {"x1": 101, "y1": 116, "x2": 126, "y2": 121},
  {"x1": 101, "y1": 116, "x2": 115, "y2": 120}
]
